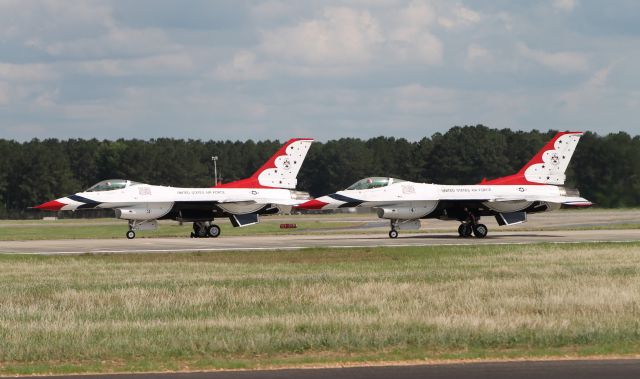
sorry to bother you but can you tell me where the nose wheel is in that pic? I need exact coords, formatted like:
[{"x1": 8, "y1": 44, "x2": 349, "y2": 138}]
[
  {"x1": 125, "y1": 220, "x2": 158, "y2": 239},
  {"x1": 387, "y1": 219, "x2": 400, "y2": 239}
]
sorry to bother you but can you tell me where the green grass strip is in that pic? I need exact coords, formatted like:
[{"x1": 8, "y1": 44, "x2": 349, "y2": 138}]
[{"x1": 1, "y1": 242, "x2": 639, "y2": 374}]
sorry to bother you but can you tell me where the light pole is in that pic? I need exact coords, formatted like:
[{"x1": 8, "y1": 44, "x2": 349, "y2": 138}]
[{"x1": 212, "y1": 156, "x2": 218, "y2": 186}]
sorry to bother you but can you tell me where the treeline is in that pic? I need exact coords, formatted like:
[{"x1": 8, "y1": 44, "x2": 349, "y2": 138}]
[{"x1": 1, "y1": 125, "x2": 638, "y2": 218}]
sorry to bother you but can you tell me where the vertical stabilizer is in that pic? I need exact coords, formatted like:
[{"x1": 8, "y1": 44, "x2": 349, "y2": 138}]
[
  {"x1": 215, "y1": 138, "x2": 314, "y2": 189},
  {"x1": 481, "y1": 132, "x2": 583, "y2": 185}
]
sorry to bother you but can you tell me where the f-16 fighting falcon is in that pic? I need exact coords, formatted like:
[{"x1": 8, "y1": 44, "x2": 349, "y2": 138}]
[
  {"x1": 35, "y1": 138, "x2": 314, "y2": 239},
  {"x1": 298, "y1": 132, "x2": 591, "y2": 239}
]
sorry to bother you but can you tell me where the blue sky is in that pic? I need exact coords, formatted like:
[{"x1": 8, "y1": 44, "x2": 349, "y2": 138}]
[{"x1": 0, "y1": 0, "x2": 638, "y2": 141}]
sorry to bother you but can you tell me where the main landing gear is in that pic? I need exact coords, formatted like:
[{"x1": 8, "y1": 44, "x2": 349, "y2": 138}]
[
  {"x1": 190, "y1": 221, "x2": 221, "y2": 238},
  {"x1": 458, "y1": 211, "x2": 488, "y2": 238}
]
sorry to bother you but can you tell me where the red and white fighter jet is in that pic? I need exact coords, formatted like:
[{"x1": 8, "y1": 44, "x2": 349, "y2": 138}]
[
  {"x1": 35, "y1": 138, "x2": 314, "y2": 239},
  {"x1": 298, "y1": 132, "x2": 591, "y2": 238}
]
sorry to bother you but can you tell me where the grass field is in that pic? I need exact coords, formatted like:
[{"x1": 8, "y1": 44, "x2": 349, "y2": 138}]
[{"x1": 1, "y1": 242, "x2": 640, "y2": 374}]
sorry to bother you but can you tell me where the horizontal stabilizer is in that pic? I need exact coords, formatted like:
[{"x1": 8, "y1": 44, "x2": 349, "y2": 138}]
[
  {"x1": 495, "y1": 211, "x2": 527, "y2": 226},
  {"x1": 561, "y1": 200, "x2": 593, "y2": 208},
  {"x1": 230, "y1": 213, "x2": 259, "y2": 227}
]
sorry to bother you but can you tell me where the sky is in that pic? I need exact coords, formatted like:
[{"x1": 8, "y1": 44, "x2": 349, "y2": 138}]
[{"x1": 0, "y1": 0, "x2": 638, "y2": 141}]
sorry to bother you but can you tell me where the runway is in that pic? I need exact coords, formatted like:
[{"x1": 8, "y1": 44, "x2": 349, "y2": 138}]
[
  {"x1": 0, "y1": 228, "x2": 638, "y2": 255},
  {"x1": 5, "y1": 360, "x2": 640, "y2": 379}
]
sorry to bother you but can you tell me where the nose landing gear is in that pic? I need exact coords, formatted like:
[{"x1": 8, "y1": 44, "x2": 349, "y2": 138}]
[
  {"x1": 126, "y1": 219, "x2": 158, "y2": 239},
  {"x1": 388, "y1": 219, "x2": 399, "y2": 238}
]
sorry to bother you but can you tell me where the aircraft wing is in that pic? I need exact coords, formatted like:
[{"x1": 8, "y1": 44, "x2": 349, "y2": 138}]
[
  {"x1": 534, "y1": 196, "x2": 593, "y2": 207},
  {"x1": 478, "y1": 195, "x2": 592, "y2": 206}
]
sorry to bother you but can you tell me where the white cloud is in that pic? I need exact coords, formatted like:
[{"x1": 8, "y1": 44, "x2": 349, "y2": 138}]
[
  {"x1": 0, "y1": 1, "x2": 637, "y2": 140},
  {"x1": 497, "y1": 12, "x2": 514, "y2": 31},
  {"x1": 44, "y1": 27, "x2": 177, "y2": 58},
  {"x1": 387, "y1": 32, "x2": 442, "y2": 65},
  {"x1": 393, "y1": 1, "x2": 436, "y2": 38},
  {"x1": 0, "y1": 0, "x2": 113, "y2": 40},
  {"x1": 438, "y1": 4, "x2": 481, "y2": 29},
  {"x1": 261, "y1": 7, "x2": 382, "y2": 66},
  {"x1": 389, "y1": 1, "x2": 442, "y2": 64},
  {"x1": 212, "y1": 51, "x2": 268, "y2": 81},
  {"x1": 0, "y1": 63, "x2": 57, "y2": 81},
  {"x1": 392, "y1": 84, "x2": 458, "y2": 113},
  {"x1": 557, "y1": 66, "x2": 611, "y2": 111},
  {"x1": 73, "y1": 53, "x2": 194, "y2": 77},
  {"x1": 626, "y1": 91, "x2": 640, "y2": 109},
  {"x1": 250, "y1": 1, "x2": 296, "y2": 21},
  {"x1": 465, "y1": 44, "x2": 494, "y2": 70},
  {"x1": 0, "y1": 81, "x2": 9, "y2": 105},
  {"x1": 552, "y1": 0, "x2": 579, "y2": 12},
  {"x1": 517, "y1": 43, "x2": 589, "y2": 73},
  {"x1": 1, "y1": 1, "x2": 177, "y2": 60},
  {"x1": 33, "y1": 88, "x2": 59, "y2": 108}
]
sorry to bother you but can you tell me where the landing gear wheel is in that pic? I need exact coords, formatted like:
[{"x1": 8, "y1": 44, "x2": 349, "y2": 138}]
[
  {"x1": 207, "y1": 224, "x2": 221, "y2": 238},
  {"x1": 458, "y1": 224, "x2": 472, "y2": 238},
  {"x1": 193, "y1": 222, "x2": 209, "y2": 238},
  {"x1": 126, "y1": 230, "x2": 136, "y2": 239},
  {"x1": 472, "y1": 224, "x2": 488, "y2": 238},
  {"x1": 389, "y1": 229, "x2": 399, "y2": 239}
]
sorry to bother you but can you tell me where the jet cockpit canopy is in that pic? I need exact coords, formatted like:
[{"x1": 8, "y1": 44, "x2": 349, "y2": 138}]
[
  {"x1": 346, "y1": 177, "x2": 405, "y2": 190},
  {"x1": 85, "y1": 179, "x2": 141, "y2": 192}
]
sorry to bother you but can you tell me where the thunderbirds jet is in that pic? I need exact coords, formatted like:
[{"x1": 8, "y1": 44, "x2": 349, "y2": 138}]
[
  {"x1": 35, "y1": 138, "x2": 314, "y2": 239},
  {"x1": 298, "y1": 132, "x2": 591, "y2": 238}
]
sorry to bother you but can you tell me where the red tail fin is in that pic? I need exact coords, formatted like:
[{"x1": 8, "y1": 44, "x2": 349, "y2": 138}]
[
  {"x1": 215, "y1": 138, "x2": 314, "y2": 189},
  {"x1": 481, "y1": 131, "x2": 583, "y2": 185}
]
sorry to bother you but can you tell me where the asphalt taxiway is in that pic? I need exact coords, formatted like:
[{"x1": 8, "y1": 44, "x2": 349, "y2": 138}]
[
  {"x1": 5, "y1": 360, "x2": 640, "y2": 379},
  {"x1": 0, "y1": 228, "x2": 638, "y2": 255}
]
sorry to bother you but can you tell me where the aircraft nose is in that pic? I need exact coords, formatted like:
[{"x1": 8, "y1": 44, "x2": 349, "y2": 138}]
[
  {"x1": 34, "y1": 199, "x2": 67, "y2": 211},
  {"x1": 295, "y1": 198, "x2": 330, "y2": 210}
]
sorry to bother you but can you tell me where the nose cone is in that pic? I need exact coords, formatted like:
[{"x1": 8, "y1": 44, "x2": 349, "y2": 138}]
[
  {"x1": 34, "y1": 199, "x2": 67, "y2": 211},
  {"x1": 296, "y1": 198, "x2": 330, "y2": 210}
]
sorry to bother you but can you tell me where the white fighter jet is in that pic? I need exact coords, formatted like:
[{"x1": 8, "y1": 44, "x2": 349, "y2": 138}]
[
  {"x1": 35, "y1": 138, "x2": 314, "y2": 239},
  {"x1": 298, "y1": 132, "x2": 591, "y2": 238}
]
